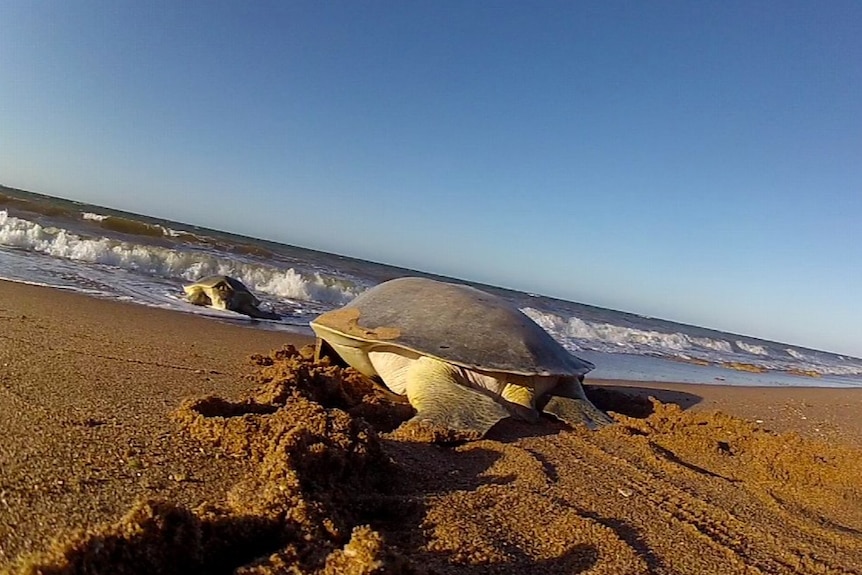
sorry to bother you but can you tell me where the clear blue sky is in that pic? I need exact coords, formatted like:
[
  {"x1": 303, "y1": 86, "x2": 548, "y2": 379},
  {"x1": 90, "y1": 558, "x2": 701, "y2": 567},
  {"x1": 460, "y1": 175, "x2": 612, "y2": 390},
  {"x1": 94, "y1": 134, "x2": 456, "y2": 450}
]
[{"x1": 1, "y1": 1, "x2": 860, "y2": 356}]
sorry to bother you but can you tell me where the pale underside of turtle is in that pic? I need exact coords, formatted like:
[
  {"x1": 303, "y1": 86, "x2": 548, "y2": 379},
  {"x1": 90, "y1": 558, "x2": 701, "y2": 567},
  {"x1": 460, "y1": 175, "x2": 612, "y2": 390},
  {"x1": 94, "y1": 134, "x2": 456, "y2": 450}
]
[
  {"x1": 310, "y1": 277, "x2": 611, "y2": 437},
  {"x1": 183, "y1": 275, "x2": 279, "y2": 320}
]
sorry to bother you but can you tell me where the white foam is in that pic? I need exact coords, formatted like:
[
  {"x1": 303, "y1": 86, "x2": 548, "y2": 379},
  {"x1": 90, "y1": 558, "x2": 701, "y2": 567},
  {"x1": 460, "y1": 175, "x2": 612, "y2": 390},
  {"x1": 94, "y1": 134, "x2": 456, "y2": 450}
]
[
  {"x1": 5, "y1": 208, "x2": 861, "y2": 380},
  {"x1": 0, "y1": 210, "x2": 358, "y2": 305},
  {"x1": 523, "y1": 307, "x2": 705, "y2": 353},
  {"x1": 81, "y1": 212, "x2": 108, "y2": 221},
  {"x1": 786, "y1": 348, "x2": 806, "y2": 360},
  {"x1": 523, "y1": 307, "x2": 698, "y2": 354},
  {"x1": 523, "y1": 305, "x2": 862, "y2": 377},
  {"x1": 736, "y1": 341, "x2": 769, "y2": 356},
  {"x1": 691, "y1": 337, "x2": 734, "y2": 353}
]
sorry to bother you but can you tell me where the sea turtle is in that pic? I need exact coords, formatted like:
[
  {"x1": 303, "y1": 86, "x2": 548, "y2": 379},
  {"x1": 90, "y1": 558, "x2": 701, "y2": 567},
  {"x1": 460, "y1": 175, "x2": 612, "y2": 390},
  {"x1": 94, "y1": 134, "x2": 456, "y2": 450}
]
[
  {"x1": 183, "y1": 275, "x2": 279, "y2": 320},
  {"x1": 310, "y1": 277, "x2": 611, "y2": 437}
]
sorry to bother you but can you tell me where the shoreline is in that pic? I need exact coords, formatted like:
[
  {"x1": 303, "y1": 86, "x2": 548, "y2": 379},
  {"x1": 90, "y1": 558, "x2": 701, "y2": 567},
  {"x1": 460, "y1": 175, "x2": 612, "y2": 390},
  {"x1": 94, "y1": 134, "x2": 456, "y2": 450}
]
[{"x1": 2, "y1": 279, "x2": 861, "y2": 572}]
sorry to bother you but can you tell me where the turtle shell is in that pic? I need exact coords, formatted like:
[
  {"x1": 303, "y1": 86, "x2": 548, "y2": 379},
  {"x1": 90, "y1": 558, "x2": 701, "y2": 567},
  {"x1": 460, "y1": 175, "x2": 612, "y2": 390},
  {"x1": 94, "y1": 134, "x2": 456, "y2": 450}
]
[
  {"x1": 187, "y1": 275, "x2": 249, "y2": 292},
  {"x1": 186, "y1": 275, "x2": 259, "y2": 303},
  {"x1": 311, "y1": 277, "x2": 594, "y2": 377}
]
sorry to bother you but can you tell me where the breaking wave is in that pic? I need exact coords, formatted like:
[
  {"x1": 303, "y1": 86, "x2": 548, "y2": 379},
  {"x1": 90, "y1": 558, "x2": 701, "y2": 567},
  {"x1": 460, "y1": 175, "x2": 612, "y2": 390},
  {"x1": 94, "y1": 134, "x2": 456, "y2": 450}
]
[
  {"x1": 80, "y1": 211, "x2": 279, "y2": 257},
  {"x1": 786, "y1": 348, "x2": 806, "y2": 360},
  {"x1": 736, "y1": 341, "x2": 768, "y2": 356},
  {"x1": 0, "y1": 191, "x2": 74, "y2": 218},
  {"x1": 81, "y1": 211, "x2": 186, "y2": 239},
  {"x1": 3, "y1": 200, "x2": 861, "y2": 382},
  {"x1": 522, "y1": 307, "x2": 730, "y2": 354},
  {"x1": 521, "y1": 306, "x2": 862, "y2": 377},
  {"x1": 0, "y1": 210, "x2": 358, "y2": 305}
]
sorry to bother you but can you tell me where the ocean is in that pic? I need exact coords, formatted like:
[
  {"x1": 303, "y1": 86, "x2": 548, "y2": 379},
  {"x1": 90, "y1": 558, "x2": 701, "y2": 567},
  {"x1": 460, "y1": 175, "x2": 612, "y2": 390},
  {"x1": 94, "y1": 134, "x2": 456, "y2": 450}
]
[{"x1": 2, "y1": 184, "x2": 860, "y2": 388}]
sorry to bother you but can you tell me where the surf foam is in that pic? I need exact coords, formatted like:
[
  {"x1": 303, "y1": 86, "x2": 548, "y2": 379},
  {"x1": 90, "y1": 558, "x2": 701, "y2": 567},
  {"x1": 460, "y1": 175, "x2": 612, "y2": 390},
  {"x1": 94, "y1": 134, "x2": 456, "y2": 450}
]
[
  {"x1": 520, "y1": 306, "x2": 862, "y2": 377},
  {"x1": 0, "y1": 210, "x2": 358, "y2": 305},
  {"x1": 736, "y1": 341, "x2": 769, "y2": 356}
]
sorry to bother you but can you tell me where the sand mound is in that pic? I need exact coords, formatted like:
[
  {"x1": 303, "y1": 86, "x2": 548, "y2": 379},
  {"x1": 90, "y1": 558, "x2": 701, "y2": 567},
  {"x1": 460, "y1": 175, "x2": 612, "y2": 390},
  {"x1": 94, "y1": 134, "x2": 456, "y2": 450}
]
[{"x1": 6, "y1": 346, "x2": 862, "y2": 574}]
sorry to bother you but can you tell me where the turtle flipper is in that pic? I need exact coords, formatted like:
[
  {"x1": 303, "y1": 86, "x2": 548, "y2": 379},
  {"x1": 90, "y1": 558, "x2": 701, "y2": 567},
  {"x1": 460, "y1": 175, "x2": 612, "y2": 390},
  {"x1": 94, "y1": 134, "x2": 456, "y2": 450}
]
[
  {"x1": 501, "y1": 383, "x2": 540, "y2": 423},
  {"x1": 543, "y1": 396, "x2": 612, "y2": 430},
  {"x1": 405, "y1": 357, "x2": 509, "y2": 437},
  {"x1": 541, "y1": 379, "x2": 612, "y2": 430},
  {"x1": 236, "y1": 303, "x2": 280, "y2": 320},
  {"x1": 231, "y1": 292, "x2": 280, "y2": 320}
]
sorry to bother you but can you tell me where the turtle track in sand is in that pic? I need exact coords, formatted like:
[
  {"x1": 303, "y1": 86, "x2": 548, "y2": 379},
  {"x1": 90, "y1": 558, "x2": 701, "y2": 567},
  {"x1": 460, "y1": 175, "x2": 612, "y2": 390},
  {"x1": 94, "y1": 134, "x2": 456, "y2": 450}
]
[{"x1": 5, "y1": 346, "x2": 862, "y2": 575}]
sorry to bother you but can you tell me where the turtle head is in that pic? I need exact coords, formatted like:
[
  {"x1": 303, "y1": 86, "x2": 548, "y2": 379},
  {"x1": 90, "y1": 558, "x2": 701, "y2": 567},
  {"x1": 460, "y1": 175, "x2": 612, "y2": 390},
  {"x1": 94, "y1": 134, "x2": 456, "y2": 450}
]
[
  {"x1": 184, "y1": 288, "x2": 211, "y2": 307},
  {"x1": 206, "y1": 283, "x2": 235, "y2": 310}
]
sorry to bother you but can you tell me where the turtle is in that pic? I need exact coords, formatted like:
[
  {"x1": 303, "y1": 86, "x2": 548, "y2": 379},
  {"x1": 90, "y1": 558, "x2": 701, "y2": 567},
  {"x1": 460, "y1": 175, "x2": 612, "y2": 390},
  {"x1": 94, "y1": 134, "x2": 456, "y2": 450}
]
[
  {"x1": 183, "y1": 275, "x2": 279, "y2": 320},
  {"x1": 310, "y1": 276, "x2": 611, "y2": 437}
]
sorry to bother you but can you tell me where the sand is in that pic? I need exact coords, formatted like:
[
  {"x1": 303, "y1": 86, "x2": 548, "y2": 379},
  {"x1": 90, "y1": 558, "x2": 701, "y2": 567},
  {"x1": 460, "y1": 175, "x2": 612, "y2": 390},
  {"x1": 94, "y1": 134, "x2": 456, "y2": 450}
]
[{"x1": 1, "y1": 280, "x2": 860, "y2": 574}]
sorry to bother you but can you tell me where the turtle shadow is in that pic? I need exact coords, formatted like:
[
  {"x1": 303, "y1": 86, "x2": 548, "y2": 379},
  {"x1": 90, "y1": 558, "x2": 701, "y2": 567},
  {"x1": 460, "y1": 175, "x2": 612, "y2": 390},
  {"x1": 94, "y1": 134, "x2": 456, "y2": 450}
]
[
  {"x1": 586, "y1": 385, "x2": 703, "y2": 419},
  {"x1": 473, "y1": 384, "x2": 703, "y2": 445},
  {"x1": 486, "y1": 416, "x2": 570, "y2": 443},
  {"x1": 379, "y1": 439, "x2": 509, "y2": 495}
]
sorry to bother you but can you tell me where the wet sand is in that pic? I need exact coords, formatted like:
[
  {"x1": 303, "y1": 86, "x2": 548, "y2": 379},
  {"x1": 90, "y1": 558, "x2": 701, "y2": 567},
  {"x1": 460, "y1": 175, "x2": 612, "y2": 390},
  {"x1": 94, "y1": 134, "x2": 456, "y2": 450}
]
[{"x1": 1, "y1": 279, "x2": 860, "y2": 574}]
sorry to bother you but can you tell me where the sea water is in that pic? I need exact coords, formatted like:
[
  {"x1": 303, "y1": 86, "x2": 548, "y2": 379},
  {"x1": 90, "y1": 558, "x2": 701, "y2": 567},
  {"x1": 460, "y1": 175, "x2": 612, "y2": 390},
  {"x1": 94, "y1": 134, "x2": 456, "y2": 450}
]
[{"x1": 2, "y1": 185, "x2": 860, "y2": 388}]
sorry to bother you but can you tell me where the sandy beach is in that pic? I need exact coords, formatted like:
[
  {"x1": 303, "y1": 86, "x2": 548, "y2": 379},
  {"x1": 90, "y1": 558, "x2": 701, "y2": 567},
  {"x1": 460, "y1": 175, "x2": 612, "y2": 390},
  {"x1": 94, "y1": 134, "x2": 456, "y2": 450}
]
[{"x1": 1, "y1": 279, "x2": 860, "y2": 574}]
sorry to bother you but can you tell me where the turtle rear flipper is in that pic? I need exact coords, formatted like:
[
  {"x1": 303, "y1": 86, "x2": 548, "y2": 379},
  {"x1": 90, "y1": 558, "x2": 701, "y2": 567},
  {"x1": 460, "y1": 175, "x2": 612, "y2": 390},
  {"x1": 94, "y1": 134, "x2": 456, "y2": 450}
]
[
  {"x1": 406, "y1": 357, "x2": 509, "y2": 437},
  {"x1": 229, "y1": 292, "x2": 279, "y2": 320},
  {"x1": 540, "y1": 378, "x2": 612, "y2": 429},
  {"x1": 542, "y1": 396, "x2": 612, "y2": 430},
  {"x1": 237, "y1": 303, "x2": 280, "y2": 320}
]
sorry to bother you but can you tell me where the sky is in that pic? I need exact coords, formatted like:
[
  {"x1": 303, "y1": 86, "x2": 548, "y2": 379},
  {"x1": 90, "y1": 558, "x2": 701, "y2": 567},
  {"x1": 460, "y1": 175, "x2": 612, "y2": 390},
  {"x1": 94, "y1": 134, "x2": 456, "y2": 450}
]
[{"x1": 0, "y1": 1, "x2": 860, "y2": 356}]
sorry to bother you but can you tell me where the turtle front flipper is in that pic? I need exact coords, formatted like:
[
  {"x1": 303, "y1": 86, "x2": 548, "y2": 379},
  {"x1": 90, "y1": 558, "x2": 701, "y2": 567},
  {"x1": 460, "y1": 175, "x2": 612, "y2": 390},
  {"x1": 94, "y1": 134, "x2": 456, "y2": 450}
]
[
  {"x1": 541, "y1": 379, "x2": 612, "y2": 430},
  {"x1": 405, "y1": 356, "x2": 509, "y2": 437}
]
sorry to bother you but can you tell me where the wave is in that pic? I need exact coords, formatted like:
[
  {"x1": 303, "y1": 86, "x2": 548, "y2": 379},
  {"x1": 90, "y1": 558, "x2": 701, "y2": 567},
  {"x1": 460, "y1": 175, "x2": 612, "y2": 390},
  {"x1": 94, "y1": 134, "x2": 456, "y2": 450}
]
[
  {"x1": 736, "y1": 341, "x2": 768, "y2": 356},
  {"x1": 0, "y1": 210, "x2": 358, "y2": 305},
  {"x1": 0, "y1": 191, "x2": 75, "y2": 218},
  {"x1": 522, "y1": 307, "x2": 731, "y2": 354},
  {"x1": 786, "y1": 348, "x2": 806, "y2": 360},
  {"x1": 690, "y1": 337, "x2": 734, "y2": 353},
  {"x1": 4, "y1": 207, "x2": 861, "y2": 379},
  {"x1": 78, "y1": 211, "x2": 279, "y2": 259},
  {"x1": 82, "y1": 210, "x2": 182, "y2": 238},
  {"x1": 521, "y1": 306, "x2": 862, "y2": 377},
  {"x1": 95, "y1": 214, "x2": 173, "y2": 238}
]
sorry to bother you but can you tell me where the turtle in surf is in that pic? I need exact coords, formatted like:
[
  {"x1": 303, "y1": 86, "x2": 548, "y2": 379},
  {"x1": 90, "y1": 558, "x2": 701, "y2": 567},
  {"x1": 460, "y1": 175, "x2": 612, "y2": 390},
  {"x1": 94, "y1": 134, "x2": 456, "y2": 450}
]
[{"x1": 183, "y1": 275, "x2": 279, "y2": 320}]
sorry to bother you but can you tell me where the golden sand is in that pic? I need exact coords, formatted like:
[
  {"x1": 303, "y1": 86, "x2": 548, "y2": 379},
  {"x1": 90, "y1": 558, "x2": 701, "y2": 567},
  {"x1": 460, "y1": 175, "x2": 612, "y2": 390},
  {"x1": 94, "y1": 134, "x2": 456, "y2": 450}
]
[{"x1": 1, "y1": 281, "x2": 861, "y2": 574}]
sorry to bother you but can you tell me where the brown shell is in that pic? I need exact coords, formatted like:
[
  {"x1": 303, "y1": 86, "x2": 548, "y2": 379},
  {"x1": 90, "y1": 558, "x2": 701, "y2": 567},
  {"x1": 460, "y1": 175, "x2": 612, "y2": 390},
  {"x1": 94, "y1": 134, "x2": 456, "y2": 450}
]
[
  {"x1": 185, "y1": 275, "x2": 260, "y2": 306},
  {"x1": 312, "y1": 277, "x2": 594, "y2": 377}
]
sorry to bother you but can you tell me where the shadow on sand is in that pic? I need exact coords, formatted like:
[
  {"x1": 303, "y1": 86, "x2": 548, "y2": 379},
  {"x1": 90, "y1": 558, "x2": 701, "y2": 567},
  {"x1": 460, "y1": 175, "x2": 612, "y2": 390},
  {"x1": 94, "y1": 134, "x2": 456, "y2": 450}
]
[{"x1": 586, "y1": 384, "x2": 703, "y2": 418}]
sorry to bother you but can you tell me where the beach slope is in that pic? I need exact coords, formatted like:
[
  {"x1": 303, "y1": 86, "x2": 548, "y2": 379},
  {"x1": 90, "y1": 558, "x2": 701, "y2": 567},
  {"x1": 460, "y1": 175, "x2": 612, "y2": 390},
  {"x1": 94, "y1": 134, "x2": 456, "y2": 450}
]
[{"x1": 1, "y1": 280, "x2": 860, "y2": 574}]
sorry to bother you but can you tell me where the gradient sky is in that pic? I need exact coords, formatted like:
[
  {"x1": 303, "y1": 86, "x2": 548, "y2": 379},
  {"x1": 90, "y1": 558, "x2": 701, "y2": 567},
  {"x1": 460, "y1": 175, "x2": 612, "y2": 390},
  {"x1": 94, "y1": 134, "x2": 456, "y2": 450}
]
[{"x1": 1, "y1": 1, "x2": 860, "y2": 356}]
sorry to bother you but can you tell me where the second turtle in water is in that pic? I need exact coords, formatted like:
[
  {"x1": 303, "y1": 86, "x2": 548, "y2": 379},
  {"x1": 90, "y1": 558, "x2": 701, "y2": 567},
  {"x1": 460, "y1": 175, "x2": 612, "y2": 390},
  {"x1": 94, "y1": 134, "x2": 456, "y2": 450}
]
[
  {"x1": 183, "y1": 275, "x2": 279, "y2": 320},
  {"x1": 310, "y1": 277, "x2": 611, "y2": 437}
]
